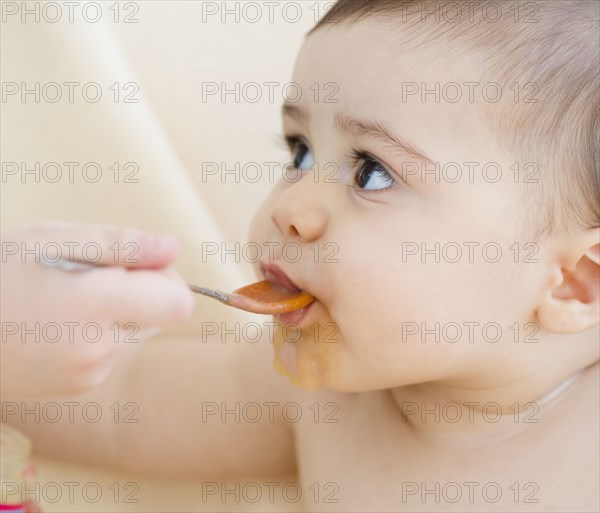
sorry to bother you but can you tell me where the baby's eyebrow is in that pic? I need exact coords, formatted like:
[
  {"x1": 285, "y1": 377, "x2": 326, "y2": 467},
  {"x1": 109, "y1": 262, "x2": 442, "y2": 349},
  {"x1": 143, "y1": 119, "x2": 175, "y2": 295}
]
[
  {"x1": 282, "y1": 103, "x2": 308, "y2": 124},
  {"x1": 282, "y1": 102, "x2": 433, "y2": 165},
  {"x1": 335, "y1": 113, "x2": 434, "y2": 165}
]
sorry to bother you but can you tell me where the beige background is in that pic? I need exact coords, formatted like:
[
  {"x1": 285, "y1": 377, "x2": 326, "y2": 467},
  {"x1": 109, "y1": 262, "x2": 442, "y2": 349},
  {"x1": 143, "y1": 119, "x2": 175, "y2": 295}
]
[{"x1": 1, "y1": 1, "x2": 323, "y2": 510}]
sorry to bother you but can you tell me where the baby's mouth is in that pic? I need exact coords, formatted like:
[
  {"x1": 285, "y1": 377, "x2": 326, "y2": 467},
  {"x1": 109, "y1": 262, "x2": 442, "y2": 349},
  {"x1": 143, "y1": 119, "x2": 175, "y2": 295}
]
[{"x1": 259, "y1": 261, "x2": 318, "y2": 324}]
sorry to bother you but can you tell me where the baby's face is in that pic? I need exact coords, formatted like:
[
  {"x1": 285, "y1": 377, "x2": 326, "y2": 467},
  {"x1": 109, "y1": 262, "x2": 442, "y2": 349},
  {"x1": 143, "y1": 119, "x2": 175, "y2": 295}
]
[{"x1": 250, "y1": 19, "x2": 548, "y2": 392}]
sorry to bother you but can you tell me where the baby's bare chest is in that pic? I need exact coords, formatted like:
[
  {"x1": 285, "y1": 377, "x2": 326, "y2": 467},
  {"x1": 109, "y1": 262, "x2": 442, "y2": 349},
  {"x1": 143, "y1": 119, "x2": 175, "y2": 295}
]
[{"x1": 292, "y1": 394, "x2": 598, "y2": 512}]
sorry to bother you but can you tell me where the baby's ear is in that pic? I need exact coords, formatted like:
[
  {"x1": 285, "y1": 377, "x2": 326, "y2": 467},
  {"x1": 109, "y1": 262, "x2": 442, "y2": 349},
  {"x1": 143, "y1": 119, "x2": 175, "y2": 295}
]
[{"x1": 537, "y1": 228, "x2": 599, "y2": 333}]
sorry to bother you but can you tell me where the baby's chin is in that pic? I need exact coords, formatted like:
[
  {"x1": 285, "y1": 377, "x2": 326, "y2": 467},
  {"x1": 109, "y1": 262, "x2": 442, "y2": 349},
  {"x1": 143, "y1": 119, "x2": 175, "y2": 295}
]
[
  {"x1": 270, "y1": 322, "x2": 393, "y2": 393},
  {"x1": 267, "y1": 309, "x2": 383, "y2": 391},
  {"x1": 271, "y1": 316, "x2": 347, "y2": 392}
]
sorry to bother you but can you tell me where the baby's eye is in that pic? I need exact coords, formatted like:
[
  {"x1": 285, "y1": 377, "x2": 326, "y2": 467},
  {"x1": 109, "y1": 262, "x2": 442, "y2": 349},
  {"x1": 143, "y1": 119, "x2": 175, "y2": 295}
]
[
  {"x1": 290, "y1": 139, "x2": 314, "y2": 170},
  {"x1": 354, "y1": 154, "x2": 395, "y2": 191}
]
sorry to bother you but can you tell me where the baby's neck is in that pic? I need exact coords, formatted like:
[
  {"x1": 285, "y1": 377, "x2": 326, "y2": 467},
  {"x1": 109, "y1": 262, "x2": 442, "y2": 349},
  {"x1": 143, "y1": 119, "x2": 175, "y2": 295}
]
[{"x1": 388, "y1": 360, "x2": 598, "y2": 447}]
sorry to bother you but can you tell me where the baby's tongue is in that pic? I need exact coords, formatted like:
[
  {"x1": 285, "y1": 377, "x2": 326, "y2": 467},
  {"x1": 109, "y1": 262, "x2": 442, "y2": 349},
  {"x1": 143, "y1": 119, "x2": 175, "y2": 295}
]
[{"x1": 230, "y1": 280, "x2": 314, "y2": 314}]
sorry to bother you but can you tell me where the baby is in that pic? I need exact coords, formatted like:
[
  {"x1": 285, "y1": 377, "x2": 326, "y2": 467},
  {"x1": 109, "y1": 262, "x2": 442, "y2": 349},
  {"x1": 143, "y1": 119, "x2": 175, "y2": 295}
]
[{"x1": 5, "y1": 0, "x2": 599, "y2": 511}]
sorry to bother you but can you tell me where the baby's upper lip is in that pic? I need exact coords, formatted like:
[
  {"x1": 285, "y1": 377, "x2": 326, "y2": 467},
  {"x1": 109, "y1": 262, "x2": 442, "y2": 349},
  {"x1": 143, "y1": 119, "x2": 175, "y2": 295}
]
[{"x1": 259, "y1": 261, "x2": 303, "y2": 293}]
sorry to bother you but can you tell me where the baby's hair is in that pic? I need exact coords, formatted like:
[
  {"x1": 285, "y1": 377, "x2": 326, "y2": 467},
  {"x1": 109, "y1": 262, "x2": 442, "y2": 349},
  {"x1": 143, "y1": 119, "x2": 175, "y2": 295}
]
[{"x1": 311, "y1": 0, "x2": 599, "y2": 239}]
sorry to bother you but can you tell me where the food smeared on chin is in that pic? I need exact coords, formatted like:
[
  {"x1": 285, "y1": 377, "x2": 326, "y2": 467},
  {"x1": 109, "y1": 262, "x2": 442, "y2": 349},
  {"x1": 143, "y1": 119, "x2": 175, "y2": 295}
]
[
  {"x1": 272, "y1": 320, "x2": 338, "y2": 392},
  {"x1": 273, "y1": 322, "x2": 319, "y2": 391}
]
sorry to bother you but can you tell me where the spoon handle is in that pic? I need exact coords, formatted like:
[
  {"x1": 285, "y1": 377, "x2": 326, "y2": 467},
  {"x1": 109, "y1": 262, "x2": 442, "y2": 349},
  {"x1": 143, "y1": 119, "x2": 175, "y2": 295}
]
[{"x1": 188, "y1": 284, "x2": 231, "y2": 304}]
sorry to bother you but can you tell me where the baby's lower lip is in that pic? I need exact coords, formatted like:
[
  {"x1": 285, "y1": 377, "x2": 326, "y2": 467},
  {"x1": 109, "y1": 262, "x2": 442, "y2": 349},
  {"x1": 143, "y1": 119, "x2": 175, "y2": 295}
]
[{"x1": 275, "y1": 301, "x2": 314, "y2": 325}]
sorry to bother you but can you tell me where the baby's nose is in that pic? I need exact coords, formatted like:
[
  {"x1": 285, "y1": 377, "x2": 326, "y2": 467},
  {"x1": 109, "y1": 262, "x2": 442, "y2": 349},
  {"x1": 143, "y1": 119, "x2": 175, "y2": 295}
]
[{"x1": 270, "y1": 177, "x2": 330, "y2": 242}]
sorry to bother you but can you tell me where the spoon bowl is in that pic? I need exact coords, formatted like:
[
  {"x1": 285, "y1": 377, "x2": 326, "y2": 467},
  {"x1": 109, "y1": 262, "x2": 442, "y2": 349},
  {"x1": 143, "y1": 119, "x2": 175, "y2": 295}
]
[{"x1": 189, "y1": 280, "x2": 315, "y2": 315}]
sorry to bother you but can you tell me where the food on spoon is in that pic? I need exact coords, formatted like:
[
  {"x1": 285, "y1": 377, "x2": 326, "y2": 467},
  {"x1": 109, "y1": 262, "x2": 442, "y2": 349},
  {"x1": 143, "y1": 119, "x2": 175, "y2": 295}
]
[{"x1": 190, "y1": 280, "x2": 314, "y2": 314}]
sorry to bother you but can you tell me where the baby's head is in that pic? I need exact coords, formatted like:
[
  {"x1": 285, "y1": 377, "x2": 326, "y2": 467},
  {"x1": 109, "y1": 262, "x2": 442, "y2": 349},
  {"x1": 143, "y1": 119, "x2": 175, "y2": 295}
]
[{"x1": 250, "y1": 0, "x2": 599, "y2": 393}]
